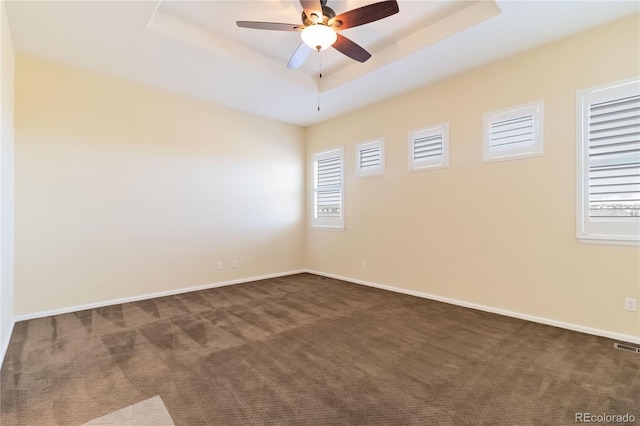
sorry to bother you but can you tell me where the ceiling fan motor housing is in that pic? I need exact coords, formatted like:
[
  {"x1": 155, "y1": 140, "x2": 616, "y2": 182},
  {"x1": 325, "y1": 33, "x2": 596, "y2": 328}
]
[{"x1": 302, "y1": 4, "x2": 336, "y2": 26}]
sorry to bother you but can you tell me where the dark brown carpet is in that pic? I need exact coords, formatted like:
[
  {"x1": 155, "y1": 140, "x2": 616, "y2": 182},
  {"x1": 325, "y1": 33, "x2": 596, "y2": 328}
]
[{"x1": 1, "y1": 273, "x2": 638, "y2": 425}]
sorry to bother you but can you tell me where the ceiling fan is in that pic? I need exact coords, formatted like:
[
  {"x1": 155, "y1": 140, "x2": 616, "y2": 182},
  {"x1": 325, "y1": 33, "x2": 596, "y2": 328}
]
[{"x1": 236, "y1": 0, "x2": 399, "y2": 69}]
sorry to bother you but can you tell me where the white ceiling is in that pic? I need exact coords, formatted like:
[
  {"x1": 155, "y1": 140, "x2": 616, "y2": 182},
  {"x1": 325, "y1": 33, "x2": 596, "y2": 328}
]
[{"x1": 5, "y1": 1, "x2": 639, "y2": 126}]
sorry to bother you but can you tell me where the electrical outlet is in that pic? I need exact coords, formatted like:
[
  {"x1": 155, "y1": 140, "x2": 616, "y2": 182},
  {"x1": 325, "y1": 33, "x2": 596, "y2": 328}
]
[
  {"x1": 232, "y1": 259, "x2": 238, "y2": 268},
  {"x1": 361, "y1": 260, "x2": 367, "y2": 269},
  {"x1": 625, "y1": 298, "x2": 637, "y2": 312},
  {"x1": 216, "y1": 261, "x2": 223, "y2": 270}
]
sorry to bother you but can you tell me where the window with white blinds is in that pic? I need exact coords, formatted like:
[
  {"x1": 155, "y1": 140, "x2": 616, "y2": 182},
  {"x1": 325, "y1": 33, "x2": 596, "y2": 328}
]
[
  {"x1": 577, "y1": 77, "x2": 640, "y2": 245},
  {"x1": 356, "y1": 138, "x2": 385, "y2": 177},
  {"x1": 483, "y1": 101, "x2": 543, "y2": 163},
  {"x1": 312, "y1": 147, "x2": 345, "y2": 229},
  {"x1": 408, "y1": 123, "x2": 449, "y2": 171}
]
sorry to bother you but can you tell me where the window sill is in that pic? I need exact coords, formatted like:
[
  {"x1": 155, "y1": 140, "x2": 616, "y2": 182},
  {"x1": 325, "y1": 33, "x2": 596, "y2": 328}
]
[
  {"x1": 578, "y1": 236, "x2": 639, "y2": 247},
  {"x1": 311, "y1": 225, "x2": 345, "y2": 231}
]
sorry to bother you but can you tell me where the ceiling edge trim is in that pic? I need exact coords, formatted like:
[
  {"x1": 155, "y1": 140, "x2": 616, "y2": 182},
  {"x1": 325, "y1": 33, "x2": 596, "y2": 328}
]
[
  {"x1": 146, "y1": 3, "x2": 317, "y2": 91},
  {"x1": 319, "y1": 0, "x2": 502, "y2": 93}
]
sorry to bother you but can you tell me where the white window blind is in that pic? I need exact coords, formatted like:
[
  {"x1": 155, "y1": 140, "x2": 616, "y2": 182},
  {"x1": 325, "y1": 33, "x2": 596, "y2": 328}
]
[
  {"x1": 312, "y1": 147, "x2": 345, "y2": 229},
  {"x1": 414, "y1": 134, "x2": 442, "y2": 161},
  {"x1": 360, "y1": 147, "x2": 381, "y2": 169},
  {"x1": 483, "y1": 101, "x2": 543, "y2": 163},
  {"x1": 489, "y1": 115, "x2": 534, "y2": 149},
  {"x1": 577, "y1": 78, "x2": 640, "y2": 245},
  {"x1": 356, "y1": 138, "x2": 385, "y2": 177},
  {"x1": 408, "y1": 123, "x2": 449, "y2": 171}
]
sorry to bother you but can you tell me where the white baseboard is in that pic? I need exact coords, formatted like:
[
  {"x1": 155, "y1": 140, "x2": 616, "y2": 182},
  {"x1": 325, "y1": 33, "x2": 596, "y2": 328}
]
[
  {"x1": 1, "y1": 318, "x2": 16, "y2": 366},
  {"x1": 306, "y1": 269, "x2": 640, "y2": 345},
  {"x1": 8, "y1": 268, "x2": 639, "y2": 352},
  {"x1": 14, "y1": 270, "x2": 307, "y2": 322}
]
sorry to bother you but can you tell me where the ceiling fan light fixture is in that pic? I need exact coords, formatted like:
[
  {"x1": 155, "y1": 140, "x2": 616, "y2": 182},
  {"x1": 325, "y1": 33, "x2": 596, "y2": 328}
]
[{"x1": 301, "y1": 24, "x2": 337, "y2": 51}]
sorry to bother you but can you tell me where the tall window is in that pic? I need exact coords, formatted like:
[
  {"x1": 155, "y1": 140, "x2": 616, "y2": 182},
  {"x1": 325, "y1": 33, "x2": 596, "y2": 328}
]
[
  {"x1": 577, "y1": 77, "x2": 640, "y2": 245},
  {"x1": 312, "y1": 147, "x2": 345, "y2": 229}
]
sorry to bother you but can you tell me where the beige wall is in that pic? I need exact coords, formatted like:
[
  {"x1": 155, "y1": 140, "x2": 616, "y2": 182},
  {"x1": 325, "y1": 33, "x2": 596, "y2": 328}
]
[
  {"x1": 15, "y1": 55, "x2": 305, "y2": 315},
  {"x1": 0, "y1": 0, "x2": 15, "y2": 355},
  {"x1": 305, "y1": 15, "x2": 640, "y2": 340}
]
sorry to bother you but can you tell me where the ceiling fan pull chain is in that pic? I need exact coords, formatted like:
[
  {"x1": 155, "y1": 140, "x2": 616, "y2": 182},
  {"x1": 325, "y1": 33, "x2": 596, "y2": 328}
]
[{"x1": 317, "y1": 49, "x2": 322, "y2": 112}]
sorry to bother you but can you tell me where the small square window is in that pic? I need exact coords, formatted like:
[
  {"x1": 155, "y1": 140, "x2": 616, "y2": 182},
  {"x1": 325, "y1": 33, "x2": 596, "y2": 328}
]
[
  {"x1": 483, "y1": 101, "x2": 544, "y2": 163},
  {"x1": 408, "y1": 123, "x2": 449, "y2": 171},
  {"x1": 356, "y1": 138, "x2": 385, "y2": 178}
]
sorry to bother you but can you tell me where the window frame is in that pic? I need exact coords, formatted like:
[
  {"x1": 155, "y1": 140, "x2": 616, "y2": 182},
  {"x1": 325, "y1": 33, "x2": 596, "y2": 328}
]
[
  {"x1": 355, "y1": 138, "x2": 385, "y2": 178},
  {"x1": 408, "y1": 122, "x2": 449, "y2": 172},
  {"x1": 482, "y1": 100, "x2": 544, "y2": 163},
  {"x1": 576, "y1": 77, "x2": 640, "y2": 246},
  {"x1": 311, "y1": 147, "x2": 345, "y2": 230}
]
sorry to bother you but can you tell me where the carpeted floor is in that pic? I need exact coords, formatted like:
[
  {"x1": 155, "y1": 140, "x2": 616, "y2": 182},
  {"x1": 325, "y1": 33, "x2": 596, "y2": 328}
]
[{"x1": 1, "y1": 273, "x2": 638, "y2": 425}]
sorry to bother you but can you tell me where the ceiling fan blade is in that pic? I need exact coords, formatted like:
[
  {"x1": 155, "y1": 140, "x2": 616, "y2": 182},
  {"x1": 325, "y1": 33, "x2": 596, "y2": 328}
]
[
  {"x1": 288, "y1": 43, "x2": 313, "y2": 69},
  {"x1": 331, "y1": 0, "x2": 399, "y2": 30},
  {"x1": 236, "y1": 21, "x2": 302, "y2": 31},
  {"x1": 332, "y1": 33, "x2": 371, "y2": 63},
  {"x1": 299, "y1": 0, "x2": 323, "y2": 22}
]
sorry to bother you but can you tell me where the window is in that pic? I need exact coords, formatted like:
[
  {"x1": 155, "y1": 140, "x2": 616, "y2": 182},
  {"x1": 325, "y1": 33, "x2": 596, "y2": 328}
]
[
  {"x1": 577, "y1": 77, "x2": 640, "y2": 245},
  {"x1": 356, "y1": 138, "x2": 385, "y2": 177},
  {"x1": 408, "y1": 123, "x2": 449, "y2": 171},
  {"x1": 483, "y1": 101, "x2": 543, "y2": 162},
  {"x1": 312, "y1": 147, "x2": 345, "y2": 229}
]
